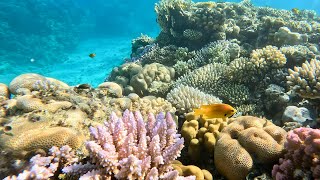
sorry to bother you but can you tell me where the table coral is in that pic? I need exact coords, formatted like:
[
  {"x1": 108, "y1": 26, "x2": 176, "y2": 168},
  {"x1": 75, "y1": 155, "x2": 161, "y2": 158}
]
[
  {"x1": 272, "y1": 128, "x2": 320, "y2": 179},
  {"x1": 214, "y1": 116, "x2": 287, "y2": 180},
  {"x1": 287, "y1": 58, "x2": 320, "y2": 99}
]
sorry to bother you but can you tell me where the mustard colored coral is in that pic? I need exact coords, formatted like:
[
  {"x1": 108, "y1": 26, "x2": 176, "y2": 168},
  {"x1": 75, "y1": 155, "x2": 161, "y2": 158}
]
[{"x1": 214, "y1": 116, "x2": 287, "y2": 180}]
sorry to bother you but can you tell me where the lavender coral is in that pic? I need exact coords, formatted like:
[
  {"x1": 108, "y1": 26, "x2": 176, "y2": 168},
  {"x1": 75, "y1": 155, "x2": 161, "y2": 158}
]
[
  {"x1": 63, "y1": 110, "x2": 188, "y2": 179},
  {"x1": 272, "y1": 128, "x2": 320, "y2": 179},
  {"x1": 4, "y1": 146, "x2": 78, "y2": 180}
]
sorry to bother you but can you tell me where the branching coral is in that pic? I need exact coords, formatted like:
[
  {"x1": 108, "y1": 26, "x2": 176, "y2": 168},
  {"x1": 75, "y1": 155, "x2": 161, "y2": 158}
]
[
  {"x1": 62, "y1": 110, "x2": 188, "y2": 179},
  {"x1": 287, "y1": 58, "x2": 320, "y2": 99},
  {"x1": 272, "y1": 128, "x2": 320, "y2": 179},
  {"x1": 166, "y1": 85, "x2": 222, "y2": 114},
  {"x1": 4, "y1": 146, "x2": 78, "y2": 180}
]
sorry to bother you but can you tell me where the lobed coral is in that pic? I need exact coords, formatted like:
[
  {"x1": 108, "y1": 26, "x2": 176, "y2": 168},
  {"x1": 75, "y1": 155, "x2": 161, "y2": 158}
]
[
  {"x1": 287, "y1": 58, "x2": 320, "y2": 99},
  {"x1": 272, "y1": 128, "x2": 320, "y2": 179},
  {"x1": 130, "y1": 63, "x2": 175, "y2": 97},
  {"x1": 181, "y1": 112, "x2": 229, "y2": 161},
  {"x1": 214, "y1": 116, "x2": 287, "y2": 180}
]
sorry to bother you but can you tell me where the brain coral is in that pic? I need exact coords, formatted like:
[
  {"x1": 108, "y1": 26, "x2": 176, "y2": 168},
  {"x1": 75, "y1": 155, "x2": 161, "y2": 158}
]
[
  {"x1": 214, "y1": 116, "x2": 287, "y2": 180},
  {"x1": 2, "y1": 125, "x2": 84, "y2": 158},
  {"x1": 0, "y1": 83, "x2": 10, "y2": 99},
  {"x1": 9, "y1": 73, "x2": 47, "y2": 94},
  {"x1": 286, "y1": 58, "x2": 320, "y2": 99},
  {"x1": 166, "y1": 85, "x2": 222, "y2": 114},
  {"x1": 130, "y1": 63, "x2": 175, "y2": 96}
]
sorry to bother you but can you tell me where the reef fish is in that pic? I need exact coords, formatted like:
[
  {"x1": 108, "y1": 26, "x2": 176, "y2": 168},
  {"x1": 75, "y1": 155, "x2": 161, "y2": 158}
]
[
  {"x1": 194, "y1": 103, "x2": 236, "y2": 119},
  {"x1": 291, "y1": 8, "x2": 300, "y2": 15},
  {"x1": 89, "y1": 53, "x2": 96, "y2": 58}
]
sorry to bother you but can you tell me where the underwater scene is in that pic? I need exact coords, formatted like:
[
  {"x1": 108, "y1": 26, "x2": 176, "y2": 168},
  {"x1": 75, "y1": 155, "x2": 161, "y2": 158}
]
[{"x1": 1, "y1": 0, "x2": 320, "y2": 179}]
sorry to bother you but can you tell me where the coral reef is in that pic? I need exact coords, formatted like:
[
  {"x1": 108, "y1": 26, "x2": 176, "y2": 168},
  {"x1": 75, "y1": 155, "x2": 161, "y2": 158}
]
[{"x1": 272, "y1": 128, "x2": 320, "y2": 179}]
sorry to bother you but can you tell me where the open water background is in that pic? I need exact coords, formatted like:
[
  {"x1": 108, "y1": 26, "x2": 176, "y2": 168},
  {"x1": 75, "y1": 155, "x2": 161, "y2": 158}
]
[{"x1": 0, "y1": 0, "x2": 319, "y2": 87}]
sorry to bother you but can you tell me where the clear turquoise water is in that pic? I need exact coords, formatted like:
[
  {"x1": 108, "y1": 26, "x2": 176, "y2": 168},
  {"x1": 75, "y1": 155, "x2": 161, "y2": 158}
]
[{"x1": 0, "y1": 0, "x2": 319, "y2": 87}]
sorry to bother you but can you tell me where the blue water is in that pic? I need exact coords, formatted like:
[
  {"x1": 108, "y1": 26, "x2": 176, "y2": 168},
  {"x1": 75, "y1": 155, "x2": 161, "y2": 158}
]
[{"x1": 0, "y1": 0, "x2": 319, "y2": 87}]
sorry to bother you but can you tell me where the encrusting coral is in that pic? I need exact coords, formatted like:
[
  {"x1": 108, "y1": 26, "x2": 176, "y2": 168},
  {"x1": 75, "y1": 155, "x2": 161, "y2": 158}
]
[
  {"x1": 214, "y1": 116, "x2": 287, "y2": 180},
  {"x1": 272, "y1": 128, "x2": 320, "y2": 179}
]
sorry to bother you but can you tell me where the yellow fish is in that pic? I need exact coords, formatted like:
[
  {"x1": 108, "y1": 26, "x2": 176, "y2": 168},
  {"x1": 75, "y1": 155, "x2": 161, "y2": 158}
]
[
  {"x1": 291, "y1": 8, "x2": 300, "y2": 15},
  {"x1": 193, "y1": 103, "x2": 236, "y2": 119},
  {"x1": 89, "y1": 53, "x2": 96, "y2": 58}
]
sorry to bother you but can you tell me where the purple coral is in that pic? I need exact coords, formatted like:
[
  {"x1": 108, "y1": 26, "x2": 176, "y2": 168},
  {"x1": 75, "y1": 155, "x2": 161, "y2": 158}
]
[
  {"x1": 272, "y1": 127, "x2": 320, "y2": 180},
  {"x1": 63, "y1": 110, "x2": 189, "y2": 179},
  {"x1": 4, "y1": 146, "x2": 78, "y2": 180}
]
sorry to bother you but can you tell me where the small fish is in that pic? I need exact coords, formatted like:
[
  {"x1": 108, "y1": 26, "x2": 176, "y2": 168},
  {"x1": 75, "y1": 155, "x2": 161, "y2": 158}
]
[
  {"x1": 193, "y1": 103, "x2": 237, "y2": 119},
  {"x1": 291, "y1": 8, "x2": 300, "y2": 15},
  {"x1": 89, "y1": 53, "x2": 96, "y2": 58}
]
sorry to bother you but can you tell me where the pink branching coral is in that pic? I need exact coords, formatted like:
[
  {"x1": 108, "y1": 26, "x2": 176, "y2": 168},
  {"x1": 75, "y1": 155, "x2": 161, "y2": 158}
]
[
  {"x1": 272, "y1": 127, "x2": 320, "y2": 180},
  {"x1": 63, "y1": 110, "x2": 189, "y2": 179},
  {"x1": 4, "y1": 145, "x2": 78, "y2": 180}
]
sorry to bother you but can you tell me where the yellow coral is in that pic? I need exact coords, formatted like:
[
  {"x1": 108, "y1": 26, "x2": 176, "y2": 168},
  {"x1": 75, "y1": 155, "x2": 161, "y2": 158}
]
[
  {"x1": 16, "y1": 95, "x2": 72, "y2": 113},
  {"x1": 214, "y1": 116, "x2": 287, "y2": 180},
  {"x1": 0, "y1": 83, "x2": 9, "y2": 99},
  {"x1": 98, "y1": 82, "x2": 123, "y2": 98},
  {"x1": 181, "y1": 112, "x2": 228, "y2": 161},
  {"x1": 251, "y1": 45, "x2": 287, "y2": 69},
  {"x1": 172, "y1": 160, "x2": 213, "y2": 180},
  {"x1": 3, "y1": 125, "x2": 84, "y2": 158},
  {"x1": 9, "y1": 73, "x2": 46, "y2": 94}
]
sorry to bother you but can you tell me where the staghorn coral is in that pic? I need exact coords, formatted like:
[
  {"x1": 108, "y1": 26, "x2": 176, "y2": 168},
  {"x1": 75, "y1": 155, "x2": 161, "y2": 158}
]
[
  {"x1": 166, "y1": 85, "x2": 222, "y2": 114},
  {"x1": 287, "y1": 58, "x2": 320, "y2": 99},
  {"x1": 214, "y1": 116, "x2": 287, "y2": 180},
  {"x1": 250, "y1": 45, "x2": 287, "y2": 70},
  {"x1": 62, "y1": 110, "x2": 190, "y2": 179},
  {"x1": 130, "y1": 63, "x2": 175, "y2": 97},
  {"x1": 4, "y1": 145, "x2": 78, "y2": 180},
  {"x1": 272, "y1": 128, "x2": 320, "y2": 179}
]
